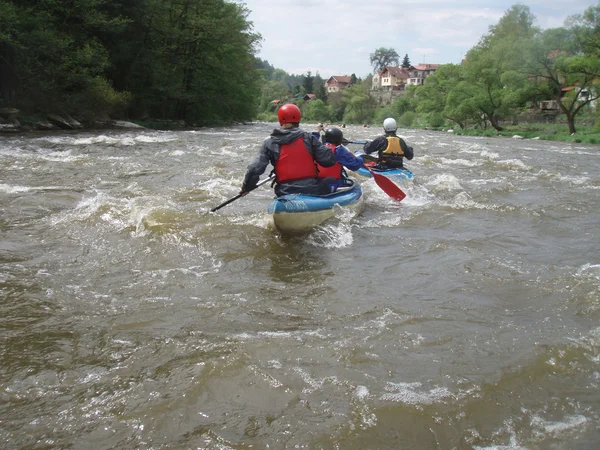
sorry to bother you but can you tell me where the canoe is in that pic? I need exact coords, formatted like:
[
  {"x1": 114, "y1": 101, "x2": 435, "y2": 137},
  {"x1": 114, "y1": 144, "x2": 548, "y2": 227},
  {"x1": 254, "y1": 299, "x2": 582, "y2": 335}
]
[
  {"x1": 354, "y1": 151, "x2": 414, "y2": 180},
  {"x1": 268, "y1": 182, "x2": 364, "y2": 234}
]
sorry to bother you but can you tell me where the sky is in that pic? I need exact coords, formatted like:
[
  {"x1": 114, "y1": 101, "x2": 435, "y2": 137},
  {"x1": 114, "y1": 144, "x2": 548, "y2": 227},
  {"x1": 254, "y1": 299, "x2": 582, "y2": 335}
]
[{"x1": 238, "y1": 0, "x2": 598, "y2": 79}]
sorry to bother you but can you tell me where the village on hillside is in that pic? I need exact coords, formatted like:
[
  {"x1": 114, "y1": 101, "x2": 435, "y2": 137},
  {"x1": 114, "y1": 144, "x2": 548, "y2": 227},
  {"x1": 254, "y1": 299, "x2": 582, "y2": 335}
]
[
  {"x1": 325, "y1": 64, "x2": 440, "y2": 94},
  {"x1": 268, "y1": 64, "x2": 442, "y2": 110}
]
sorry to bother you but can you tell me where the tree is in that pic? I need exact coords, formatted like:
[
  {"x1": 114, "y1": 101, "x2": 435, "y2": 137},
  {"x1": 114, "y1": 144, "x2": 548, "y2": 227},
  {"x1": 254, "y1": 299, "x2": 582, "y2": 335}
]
[
  {"x1": 401, "y1": 54, "x2": 411, "y2": 68},
  {"x1": 566, "y1": 2, "x2": 600, "y2": 57},
  {"x1": 521, "y1": 26, "x2": 600, "y2": 133},
  {"x1": 302, "y1": 99, "x2": 331, "y2": 122},
  {"x1": 302, "y1": 71, "x2": 314, "y2": 94},
  {"x1": 416, "y1": 64, "x2": 473, "y2": 129},
  {"x1": 460, "y1": 4, "x2": 539, "y2": 130},
  {"x1": 312, "y1": 72, "x2": 326, "y2": 101},
  {"x1": 369, "y1": 47, "x2": 400, "y2": 73},
  {"x1": 258, "y1": 80, "x2": 290, "y2": 111},
  {"x1": 342, "y1": 82, "x2": 376, "y2": 123}
]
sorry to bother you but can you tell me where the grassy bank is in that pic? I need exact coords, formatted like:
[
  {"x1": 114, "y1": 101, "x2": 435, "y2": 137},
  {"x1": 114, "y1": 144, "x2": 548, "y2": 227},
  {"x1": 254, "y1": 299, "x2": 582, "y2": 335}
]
[{"x1": 448, "y1": 123, "x2": 600, "y2": 145}]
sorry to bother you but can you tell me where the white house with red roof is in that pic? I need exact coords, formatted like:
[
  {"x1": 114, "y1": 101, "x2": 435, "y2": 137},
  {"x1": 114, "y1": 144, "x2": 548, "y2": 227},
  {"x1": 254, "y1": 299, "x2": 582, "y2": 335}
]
[
  {"x1": 372, "y1": 66, "x2": 410, "y2": 91},
  {"x1": 325, "y1": 76, "x2": 352, "y2": 93},
  {"x1": 407, "y1": 64, "x2": 440, "y2": 86}
]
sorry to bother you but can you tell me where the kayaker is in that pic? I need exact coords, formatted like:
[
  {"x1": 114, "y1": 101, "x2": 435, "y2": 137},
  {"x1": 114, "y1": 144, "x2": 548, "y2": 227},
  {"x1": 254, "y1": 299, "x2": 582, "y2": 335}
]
[
  {"x1": 317, "y1": 127, "x2": 364, "y2": 189},
  {"x1": 240, "y1": 104, "x2": 359, "y2": 197},
  {"x1": 363, "y1": 118, "x2": 414, "y2": 169}
]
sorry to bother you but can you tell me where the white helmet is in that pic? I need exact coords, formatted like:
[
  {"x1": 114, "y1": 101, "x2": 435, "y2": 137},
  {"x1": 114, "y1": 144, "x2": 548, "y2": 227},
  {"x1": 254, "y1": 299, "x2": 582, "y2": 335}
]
[{"x1": 383, "y1": 117, "x2": 397, "y2": 132}]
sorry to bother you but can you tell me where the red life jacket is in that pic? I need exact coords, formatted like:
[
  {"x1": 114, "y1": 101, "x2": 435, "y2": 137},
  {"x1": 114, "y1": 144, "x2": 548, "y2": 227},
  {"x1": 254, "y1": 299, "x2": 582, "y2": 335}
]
[
  {"x1": 317, "y1": 143, "x2": 343, "y2": 179},
  {"x1": 275, "y1": 137, "x2": 318, "y2": 183}
]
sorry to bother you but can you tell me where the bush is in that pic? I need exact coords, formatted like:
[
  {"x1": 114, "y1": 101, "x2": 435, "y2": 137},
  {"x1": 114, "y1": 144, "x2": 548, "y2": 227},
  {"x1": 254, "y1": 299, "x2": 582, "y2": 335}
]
[
  {"x1": 256, "y1": 111, "x2": 277, "y2": 122},
  {"x1": 398, "y1": 111, "x2": 416, "y2": 127},
  {"x1": 66, "y1": 76, "x2": 131, "y2": 120},
  {"x1": 427, "y1": 112, "x2": 445, "y2": 128}
]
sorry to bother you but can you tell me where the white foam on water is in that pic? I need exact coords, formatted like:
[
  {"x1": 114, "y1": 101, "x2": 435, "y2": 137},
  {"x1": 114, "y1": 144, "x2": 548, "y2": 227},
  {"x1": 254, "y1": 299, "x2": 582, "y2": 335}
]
[
  {"x1": 555, "y1": 174, "x2": 591, "y2": 185},
  {"x1": 460, "y1": 149, "x2": 501, "y2": 159},
  {"x1": 530, "y1": 414, "x2": 589, "y2": 439},
  {"x1": 0, "y1": 183, "x2": 31, "y2": 193},
  {"x1": 35, "y1": 133, "x2": 178, "y2": 147},
  {"x1": 228, "y1": 211, "x2": 273, "y2": 230},
  {"x1": 426, "y1": 173, "x2": 463, "y2": 191},
  {"x1": 469, "y1": 177, "x2": 505, "y2": 185},
  {"x1": 354, "y1": 385, "x2": 370, "y2": 400},
  {"x1": 576, "y1": 263, "x2": 600, "y2": 280},
  {"x1": 496, "y1": 159, "x2": 531, "y2": 170},
  {"x1": 438, "y1": 191, "x2": 516, "y2": 212},
  {"x1": 473, "y1": 432, "x2": 526, "y2": 450},
  {"x1": 305, "y1": 220, "x2": 355, "y2": 249},
  {"x1": 380, "y1": 381, "x2": 456, "y2": 405},
  {"x1": 419, "y1": 155, "x2": 483, "y2": 167}
]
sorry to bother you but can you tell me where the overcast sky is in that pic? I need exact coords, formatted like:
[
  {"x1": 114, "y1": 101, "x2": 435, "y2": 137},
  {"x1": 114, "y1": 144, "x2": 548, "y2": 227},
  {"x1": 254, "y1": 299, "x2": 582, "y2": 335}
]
[{"x1": 239, "y1": 0, "x2": 598, "y2": 78}]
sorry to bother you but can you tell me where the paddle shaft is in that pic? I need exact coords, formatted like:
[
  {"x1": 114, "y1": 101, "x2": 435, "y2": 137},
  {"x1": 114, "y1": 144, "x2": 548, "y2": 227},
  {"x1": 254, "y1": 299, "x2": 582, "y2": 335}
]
[{"x1": 210, "y1": 176, "x2": 273, "y2": 212}]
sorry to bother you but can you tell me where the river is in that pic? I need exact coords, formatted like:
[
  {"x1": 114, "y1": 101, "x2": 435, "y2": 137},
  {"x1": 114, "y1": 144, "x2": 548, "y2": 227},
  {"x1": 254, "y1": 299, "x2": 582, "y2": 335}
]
[{"x1": 1, "y1": 123, "x2": 599, "y2": 449}]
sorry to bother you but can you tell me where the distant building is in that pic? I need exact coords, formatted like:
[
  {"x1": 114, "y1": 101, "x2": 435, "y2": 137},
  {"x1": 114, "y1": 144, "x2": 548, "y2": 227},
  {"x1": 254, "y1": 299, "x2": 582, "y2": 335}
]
[
  {"x1": 372, "y1": 66, "x2": 410, "y2": 91},
  {"x1": 325, "y1": 76, "x2": 352, "y2": 93},
  {"x1": 303, "y1": 93, "x2": 317, "y2": 101},
  {"x1": 407, "y1": 64, "x2": 439, "y2": 86}
]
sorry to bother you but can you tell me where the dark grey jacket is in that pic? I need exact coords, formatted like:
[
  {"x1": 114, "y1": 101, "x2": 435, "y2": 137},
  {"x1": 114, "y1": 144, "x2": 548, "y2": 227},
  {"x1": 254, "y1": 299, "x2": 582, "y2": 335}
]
[{"x1": 242, "y1": 127, "x2": 336, "y2": 196}]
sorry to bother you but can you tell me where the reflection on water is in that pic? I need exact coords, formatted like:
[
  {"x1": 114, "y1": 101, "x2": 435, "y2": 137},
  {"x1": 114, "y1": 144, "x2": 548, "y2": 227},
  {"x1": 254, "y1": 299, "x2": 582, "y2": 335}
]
[{"x1": 1, "y1": 125, "x2": 599, "y2": 448}]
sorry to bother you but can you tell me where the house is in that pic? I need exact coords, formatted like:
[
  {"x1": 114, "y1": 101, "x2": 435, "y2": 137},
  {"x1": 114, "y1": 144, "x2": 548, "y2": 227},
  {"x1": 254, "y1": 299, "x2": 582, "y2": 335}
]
[
  {"x1": 325, "y1": 76, "x2": 352, "y2": 93},
  {"x1": 303, "y1": 93, "x2": 317, "y2": 101},
  {"x1": 407, "y1": 64, "x2": 439, "y2": 86},
  {"x1": 372, "y1": 66, "x2": 410, "y2": 91}
]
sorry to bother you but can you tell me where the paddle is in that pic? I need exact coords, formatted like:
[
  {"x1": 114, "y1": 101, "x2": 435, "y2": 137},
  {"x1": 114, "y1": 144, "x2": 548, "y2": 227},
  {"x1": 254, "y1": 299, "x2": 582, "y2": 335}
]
[
  {"x1": 210, "y1": 175, "x2": 274, "y2": 212},
  {"x1": 366, "y1": 167, "x2": 406, "y2": 201},
  {"x1": 349, "y1": 141, "x2": 367, "y2": 145}
]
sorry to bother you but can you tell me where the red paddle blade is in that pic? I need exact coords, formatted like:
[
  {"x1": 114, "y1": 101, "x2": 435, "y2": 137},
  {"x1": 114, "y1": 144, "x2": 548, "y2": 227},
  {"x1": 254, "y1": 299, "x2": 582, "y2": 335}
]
[{"x1": 369, "y1": 169, "x2": 406, "y2": 201}]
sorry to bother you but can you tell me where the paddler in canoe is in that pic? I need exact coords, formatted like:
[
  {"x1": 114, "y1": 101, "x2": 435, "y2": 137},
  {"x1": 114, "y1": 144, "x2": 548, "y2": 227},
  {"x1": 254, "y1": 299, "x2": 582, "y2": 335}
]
[
  {"x1": 240, "y1": 104, "x2": 363, "y2": 197},
  {"x1": 362, "y1": 117, "x2": 414, "y2": 170}
]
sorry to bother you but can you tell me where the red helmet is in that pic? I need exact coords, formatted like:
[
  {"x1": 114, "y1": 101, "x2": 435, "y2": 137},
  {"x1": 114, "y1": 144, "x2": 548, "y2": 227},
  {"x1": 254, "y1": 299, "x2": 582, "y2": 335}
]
[{"x1": 277, "y1": 104, "x2": 301, "y2": 125}]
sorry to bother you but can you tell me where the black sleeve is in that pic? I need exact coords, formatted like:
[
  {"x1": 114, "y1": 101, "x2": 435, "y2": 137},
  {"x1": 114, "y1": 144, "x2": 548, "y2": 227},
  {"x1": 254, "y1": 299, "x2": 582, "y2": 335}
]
[
  {"x1": 401, "y1": 139, "x2": 414, "y2": 160},
  {"x1": 242, "y1": 141, "x2": 271, "y2": 191},
  {"x1": 363, "y1": 136, "x2": 386, "y2": 155}
]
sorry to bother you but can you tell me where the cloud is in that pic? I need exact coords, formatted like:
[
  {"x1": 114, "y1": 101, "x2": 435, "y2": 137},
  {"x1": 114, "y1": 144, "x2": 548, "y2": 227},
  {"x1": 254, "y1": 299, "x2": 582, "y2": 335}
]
[{"x1": 241, "y1": 0, "x2": 597, "y2": 77}]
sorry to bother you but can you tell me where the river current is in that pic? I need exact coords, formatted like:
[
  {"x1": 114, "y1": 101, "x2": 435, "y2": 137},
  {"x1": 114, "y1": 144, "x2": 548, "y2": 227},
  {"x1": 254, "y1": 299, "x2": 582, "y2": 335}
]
[{"x1": 1, "y1": 123, "x2": 599, "y2": 449}]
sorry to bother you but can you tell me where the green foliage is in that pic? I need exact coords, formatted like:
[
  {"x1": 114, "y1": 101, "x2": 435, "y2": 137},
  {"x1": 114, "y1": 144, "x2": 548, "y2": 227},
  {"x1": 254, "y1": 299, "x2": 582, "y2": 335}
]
[
  {"x1": 401, "y1": 54, "x2": 411, "y2": 68},
  {"x1": 398, "y1": 111, "x2": 416, "y2": 127},
  {"x1": 256, "y1": 111, "x2": 277, "y2": 122},
  {"x1": 427, "y1": 112, "x2": 445, "y2": 128},
  {"x1": 66, "y1": 76, "x2": 131, "y2": 120},
  {"x1": 302, "y1": 99, "x2": 331, "y2": 122},
  {"x1": 302, "y1": 71, "x2": 314, "y2": 94},
  {"x1": 1, "y1": 0, "x2": 262, "y2": 125},
  {"x1": 369, "y1": 47, "x2": 400, "y2": 73},
  {"x1": 342, "y1": 82, "x2": 376, "y2": 124}
]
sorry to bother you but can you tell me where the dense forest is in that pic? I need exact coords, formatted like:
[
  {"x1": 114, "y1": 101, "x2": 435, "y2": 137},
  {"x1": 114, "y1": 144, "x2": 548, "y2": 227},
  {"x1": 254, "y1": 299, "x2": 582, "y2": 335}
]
[
  {"x1": 1, "y1": 1, "x2": 599, "y2": 135},
  {"x1": 0, "y1": 0, "x2": 261, "y2": 125}
]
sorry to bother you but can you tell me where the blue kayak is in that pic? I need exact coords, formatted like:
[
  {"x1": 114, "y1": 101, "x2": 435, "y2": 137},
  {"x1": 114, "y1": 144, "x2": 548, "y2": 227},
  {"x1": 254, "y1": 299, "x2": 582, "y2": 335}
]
[
  {"x1": 268, "y1": 183, "x2": 364, "y2": 233},
  {"x1": 356, "y1": 166, "x2": 414, "y2": 180},
  {"x1": 354, "y1": 151, "x2": 414, "y2": 180}
]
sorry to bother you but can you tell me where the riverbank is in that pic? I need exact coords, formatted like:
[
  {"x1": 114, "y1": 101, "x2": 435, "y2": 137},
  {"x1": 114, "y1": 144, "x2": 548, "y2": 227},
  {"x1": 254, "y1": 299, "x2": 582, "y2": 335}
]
[
  {"x1": 447, "y1": 123, "x2": 600, "y2": 145},
  {"x1": 0, "y1": 109, "x2": 246, "y2": 134}
]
